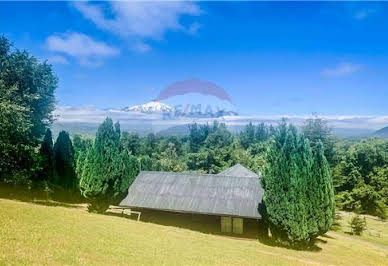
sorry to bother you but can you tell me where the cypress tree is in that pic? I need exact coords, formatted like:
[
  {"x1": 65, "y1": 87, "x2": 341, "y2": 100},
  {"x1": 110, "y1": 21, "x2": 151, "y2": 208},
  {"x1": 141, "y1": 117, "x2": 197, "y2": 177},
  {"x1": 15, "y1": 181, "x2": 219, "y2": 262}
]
[
  {"x1": 53, "y1": 131, "x2": 76, "y2": 190},
  {"x1": 312, "y1": 141, "x2": 335, "y2": 235},
  {"x1": 261, "y1": 123, "x2": 320, "y2": 245},
  {"x1": 80, "y1": 118, "x2": 139, "y2": 213},
  {"x1": 38, "y1": 128, "x2": 54, "y2": 181}
]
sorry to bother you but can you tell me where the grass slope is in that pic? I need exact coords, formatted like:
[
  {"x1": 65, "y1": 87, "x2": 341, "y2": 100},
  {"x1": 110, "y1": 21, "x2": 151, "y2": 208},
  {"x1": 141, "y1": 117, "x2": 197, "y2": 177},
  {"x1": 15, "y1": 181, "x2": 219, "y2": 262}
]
[{"x1": 1, "y1": 199, "x2": 387, "y2": 265}]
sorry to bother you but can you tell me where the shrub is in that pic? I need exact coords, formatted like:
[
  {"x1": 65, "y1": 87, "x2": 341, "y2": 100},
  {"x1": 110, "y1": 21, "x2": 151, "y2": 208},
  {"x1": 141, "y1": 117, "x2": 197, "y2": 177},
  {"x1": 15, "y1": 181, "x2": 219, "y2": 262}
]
[{"x1": 349, "y1": 215, "x2": 367, "y2": 236}]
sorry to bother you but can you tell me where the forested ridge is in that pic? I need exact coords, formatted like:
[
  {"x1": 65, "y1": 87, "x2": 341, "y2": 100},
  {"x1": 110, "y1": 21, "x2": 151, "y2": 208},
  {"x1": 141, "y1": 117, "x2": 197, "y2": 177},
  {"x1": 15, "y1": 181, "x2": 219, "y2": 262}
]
[{"x1": 1, "y1": 36, "x2": 387, "y2": 247}]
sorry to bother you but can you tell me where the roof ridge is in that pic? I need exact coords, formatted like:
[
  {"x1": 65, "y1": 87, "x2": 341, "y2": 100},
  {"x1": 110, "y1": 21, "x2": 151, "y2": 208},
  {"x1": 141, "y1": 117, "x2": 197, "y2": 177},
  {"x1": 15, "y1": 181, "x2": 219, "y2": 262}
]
[{"x1": 139, "y1": 171, "x2": 259, "y2": 179}]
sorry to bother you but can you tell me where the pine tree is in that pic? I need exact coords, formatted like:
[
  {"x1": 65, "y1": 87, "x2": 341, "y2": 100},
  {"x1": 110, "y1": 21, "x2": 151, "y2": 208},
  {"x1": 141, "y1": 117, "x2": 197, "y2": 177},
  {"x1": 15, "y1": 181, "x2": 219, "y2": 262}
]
[
  {"x1": 38, "y1": 128, "x2": 54, "y2": 181},
  {"x1": 53, "y1": 131, "x2": 76, "y2": 190}
]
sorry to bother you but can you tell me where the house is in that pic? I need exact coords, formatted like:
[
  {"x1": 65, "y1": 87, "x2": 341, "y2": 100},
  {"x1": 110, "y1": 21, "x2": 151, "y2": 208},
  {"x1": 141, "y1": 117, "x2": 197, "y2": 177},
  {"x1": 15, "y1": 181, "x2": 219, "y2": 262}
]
[{"x1": 119, "y1": 164, "x2": 263, "y2": 234}]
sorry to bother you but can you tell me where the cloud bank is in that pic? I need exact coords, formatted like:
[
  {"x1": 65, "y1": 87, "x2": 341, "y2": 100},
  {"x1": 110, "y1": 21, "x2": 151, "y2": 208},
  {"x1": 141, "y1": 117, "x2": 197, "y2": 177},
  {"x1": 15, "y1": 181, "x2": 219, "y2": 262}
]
[{"x1": 53, "y1": 105, "x2": 388, "y2": 131}]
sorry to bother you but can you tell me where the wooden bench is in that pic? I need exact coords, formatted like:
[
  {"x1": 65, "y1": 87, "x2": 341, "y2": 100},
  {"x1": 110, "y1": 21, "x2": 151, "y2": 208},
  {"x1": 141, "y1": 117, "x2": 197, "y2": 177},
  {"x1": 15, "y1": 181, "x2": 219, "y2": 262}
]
[{"x1": 110, "y1": 207, "x2": 141, "y2": 221}]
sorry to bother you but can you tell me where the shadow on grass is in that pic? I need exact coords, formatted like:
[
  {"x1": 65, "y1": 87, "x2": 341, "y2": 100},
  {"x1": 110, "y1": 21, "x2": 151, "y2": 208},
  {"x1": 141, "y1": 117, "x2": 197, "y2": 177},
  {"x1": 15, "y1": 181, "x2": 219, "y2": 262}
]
[
  {"x1": 105, "y1": 208, "x2": 261, "y2": 240},
  {"x1": 0, "y1": 183, "x2": 86, "y2": 209},
  {"x1": 106, "y1": 208, "x2": 324, "y2": 251},
  {"x1": 321, "y1": 234, "x2": 336, "y2": 239},
  {"x1": 256, "y1": 232, "x2": 323, "y2": 252}
]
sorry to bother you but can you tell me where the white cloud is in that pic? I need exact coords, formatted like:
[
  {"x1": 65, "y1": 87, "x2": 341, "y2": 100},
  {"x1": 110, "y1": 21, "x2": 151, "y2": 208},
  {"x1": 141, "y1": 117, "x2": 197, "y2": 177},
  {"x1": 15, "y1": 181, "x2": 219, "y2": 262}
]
[
  {"x1": 322, "y1": 62, "x2": 362, "y2": 77},
  {"x1": 73, "y1": 1, "x2": 202, "y2": 50},
  {"x1": 46, "y1": 32, "x2": 119, "y2": 66},
  {"x1": 47, "y1": 55, "x2": 69, "y2": 65}
]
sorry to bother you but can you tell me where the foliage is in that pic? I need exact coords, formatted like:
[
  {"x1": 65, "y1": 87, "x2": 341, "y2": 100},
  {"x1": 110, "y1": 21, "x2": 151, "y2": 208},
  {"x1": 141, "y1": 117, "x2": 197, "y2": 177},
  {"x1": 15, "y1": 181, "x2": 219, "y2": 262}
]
[
  {"x1": 333, "y1": 138, "x2": 388, "y2": 219},
  {"x1": 239, "y1": 122, "x2": 256, "y2": 149},
  {"x1": 0, "y1": 36, "x2": 56, "y2": 182},
  {"x1": 349, "y1": 215, "x2": 367, "y2": 235},
  {"x1": 302, "y1": 116, "x2": 335, "y2": 165},
  {"x1": 72, "y1": 134, "x2": 93, "y2": 162},
  {"x1": 121, "y1": 132, "x2": 141, "y2": 156},
  {"x1": 311, "y1": 141, "x2": 335, "y2": 235},
  {"x1": 54, "y1": 131, "x2": 76, "y2": 190},
  {"x1": 261, "y1": 122, "x2": 334, "y2": 245},
  {"x1": 37, "y1": 129, "x2": 54, "y2": 182},
  {"x1": 240, "y1": 122, "x2": 269, "y2": 149},
  {"x1": 79, "y1": 118, "x2": 139, "y2": 213}
]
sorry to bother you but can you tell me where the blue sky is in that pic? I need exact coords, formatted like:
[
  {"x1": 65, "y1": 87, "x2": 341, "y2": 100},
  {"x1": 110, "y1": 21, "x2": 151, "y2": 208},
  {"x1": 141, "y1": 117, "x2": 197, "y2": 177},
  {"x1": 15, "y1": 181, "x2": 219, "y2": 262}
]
[{"x1": 1, "y1": 1, "x2": 388, "y2": 117}]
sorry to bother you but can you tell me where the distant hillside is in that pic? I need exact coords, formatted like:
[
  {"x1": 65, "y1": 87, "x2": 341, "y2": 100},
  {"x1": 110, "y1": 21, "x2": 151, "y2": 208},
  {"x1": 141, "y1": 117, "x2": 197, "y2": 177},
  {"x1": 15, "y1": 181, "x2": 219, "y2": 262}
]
[
  {"x1": 52, "y1": 122, "x2": 158, "y2": 138},
  {"x1": 331, "y1": 128, "x2": 375, "y2": 138},
  {"x1": 157, "y1": 124, "x2": 246, "y2": 136},
  {"x1": 157, "y1": 124, "x2": 190, "y2": 136},
  {"x1": 374, "y1": 126, "x2": 388, "y2": 138}
]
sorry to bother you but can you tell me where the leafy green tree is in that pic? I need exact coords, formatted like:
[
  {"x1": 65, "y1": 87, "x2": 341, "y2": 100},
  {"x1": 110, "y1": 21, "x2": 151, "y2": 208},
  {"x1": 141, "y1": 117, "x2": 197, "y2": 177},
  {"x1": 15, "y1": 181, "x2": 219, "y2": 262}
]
[
  {"x1": 302, "y1": 116, "x2": 335, "y2": 165},
  {"x1": 158, "y1": 142, "x2": 187, "y2": 172},
  {"x1": 38, "y1": 129, "x2": 54, "y2": 181},
  {"x1": 54, "y1": 131, "x2": 76, "y2": 190},
  {"x1": 140, "y1": 133, "x2": 158, "y2": 156},
  {"x1": 0, "y1": 36, "x2": 57, "y2": 182},
  {"x1": 121, "y1": 132, "x2": 141, "y2": 156},
  {"x1": 139, "y1": 155, "x2": 153, "y2": 171},
  {"x1": 333, "y1": 138, "x2": 388, "y2": 218},
  {"x1": 0, "y1": 36, "x2": 57, "y2": 145},
  {"x1": 0, "y1": 82, "x2": 34, "y2": 182}
]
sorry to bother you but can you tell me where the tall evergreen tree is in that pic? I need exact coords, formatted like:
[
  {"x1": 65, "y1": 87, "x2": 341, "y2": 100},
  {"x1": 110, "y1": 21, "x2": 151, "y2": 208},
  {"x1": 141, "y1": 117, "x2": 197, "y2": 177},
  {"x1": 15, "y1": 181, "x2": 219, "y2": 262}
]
[
  {"x1": 261, "y1": 123, "x2": 331, "y2": 245},
  {"x1": 240, "y1": 122, "x2": 256, "y2": 149},
  {"x1": 38, "y1": 129, "x2": 54, "y2": 181},
  {"x1": 53, "y1": 131, "x2": 76, "y2": 190},
  {"x1": 312, "y1": 141, "x2": 335, "y2": 235},
  {"x1": 255, "y1": 122, "x2": 269, "y2": 142},
  {"x1": 80, "y1": 118, "x2": 139, "y2": 213}
]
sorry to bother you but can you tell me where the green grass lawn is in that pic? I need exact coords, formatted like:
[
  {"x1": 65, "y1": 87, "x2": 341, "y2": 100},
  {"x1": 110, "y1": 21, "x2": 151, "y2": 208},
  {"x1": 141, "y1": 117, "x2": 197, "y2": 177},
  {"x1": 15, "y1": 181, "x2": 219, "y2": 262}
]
[{"x1": 0, "y1": 198, "x2": 387, "y2": 265}]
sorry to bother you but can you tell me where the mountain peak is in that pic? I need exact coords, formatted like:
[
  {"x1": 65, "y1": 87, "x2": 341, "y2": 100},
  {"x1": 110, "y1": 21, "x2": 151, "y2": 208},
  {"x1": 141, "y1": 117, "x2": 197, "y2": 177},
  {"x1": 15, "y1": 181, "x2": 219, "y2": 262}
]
[{"x1": 123, "y1": 101, "x2": 172, "y2": 113}]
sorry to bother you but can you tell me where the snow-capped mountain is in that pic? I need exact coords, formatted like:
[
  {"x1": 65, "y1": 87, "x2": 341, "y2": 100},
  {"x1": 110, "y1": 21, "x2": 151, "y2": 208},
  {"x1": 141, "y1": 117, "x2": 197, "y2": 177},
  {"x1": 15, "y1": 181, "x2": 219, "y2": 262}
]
[{"x1": 122, "y1": 101, "x2": 173, "y2": 113}]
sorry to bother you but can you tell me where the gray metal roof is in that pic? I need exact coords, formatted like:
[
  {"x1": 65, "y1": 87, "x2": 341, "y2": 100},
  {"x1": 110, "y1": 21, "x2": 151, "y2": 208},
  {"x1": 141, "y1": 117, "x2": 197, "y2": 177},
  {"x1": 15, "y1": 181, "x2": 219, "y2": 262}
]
[
  {"x1": 218, "y1": 164, "x2": 259, "y2": 178},
  {"x1": 119, "y1": 170, "x2": 263, "y2": 219}
]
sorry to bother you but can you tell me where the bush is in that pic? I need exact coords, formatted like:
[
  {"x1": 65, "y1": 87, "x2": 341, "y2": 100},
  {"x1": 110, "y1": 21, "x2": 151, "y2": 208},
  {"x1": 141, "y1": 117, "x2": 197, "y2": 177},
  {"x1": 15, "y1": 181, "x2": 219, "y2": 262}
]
[{"x1": 349, "y1": 215, "x2": 367, "y2": 236}]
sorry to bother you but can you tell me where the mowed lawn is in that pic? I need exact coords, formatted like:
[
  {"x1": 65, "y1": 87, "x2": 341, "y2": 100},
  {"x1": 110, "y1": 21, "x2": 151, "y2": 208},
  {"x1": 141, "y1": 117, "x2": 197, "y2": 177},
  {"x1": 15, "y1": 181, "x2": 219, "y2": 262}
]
[{"x1": 0, "y1": 199, "x2": 387, "y2": 266}]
